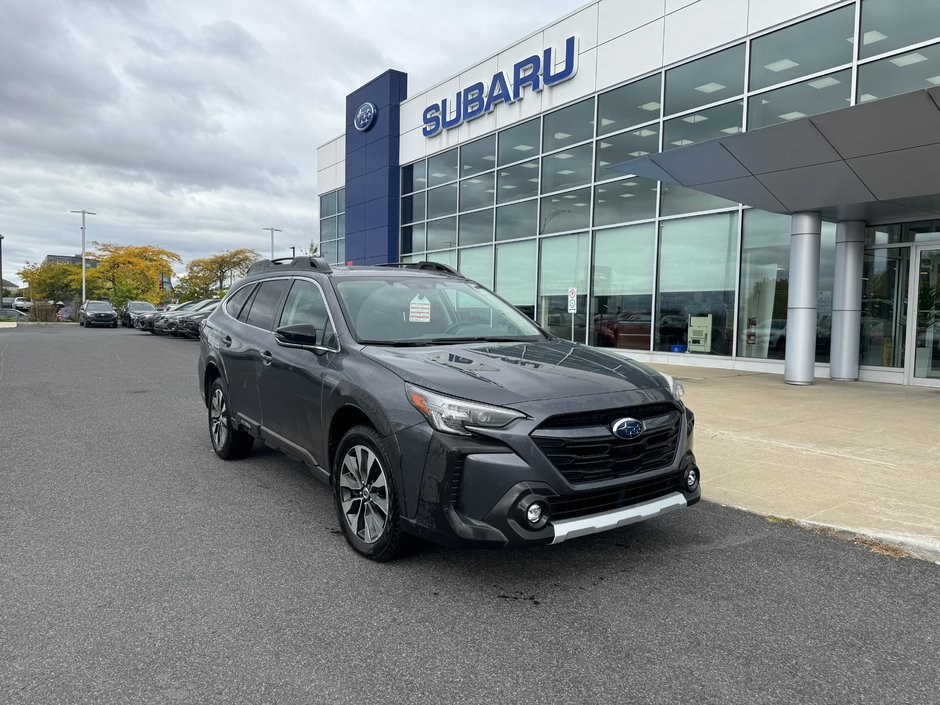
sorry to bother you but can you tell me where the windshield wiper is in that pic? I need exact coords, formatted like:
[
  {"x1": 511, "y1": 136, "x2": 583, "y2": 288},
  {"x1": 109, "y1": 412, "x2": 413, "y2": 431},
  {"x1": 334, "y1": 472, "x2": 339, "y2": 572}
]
[
  {"x1": 358, "y1": 340, "x2": 433, "y2": 347},
  {"x1": 423, "y1": 336, "x2": 530, "y2": 344}
]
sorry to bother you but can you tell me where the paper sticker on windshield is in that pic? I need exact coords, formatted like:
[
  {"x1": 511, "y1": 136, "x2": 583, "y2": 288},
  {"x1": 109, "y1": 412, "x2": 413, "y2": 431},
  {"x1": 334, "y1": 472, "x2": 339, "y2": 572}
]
[{"x1": 409, "y1": 295, "x2": 431, "y2": 323}]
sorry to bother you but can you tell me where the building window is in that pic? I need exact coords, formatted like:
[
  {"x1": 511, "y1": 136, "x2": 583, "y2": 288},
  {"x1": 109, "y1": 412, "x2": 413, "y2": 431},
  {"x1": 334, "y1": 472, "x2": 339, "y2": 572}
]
[
  {"x1": 597, "y1": 75, "x2": 662, "y2": 136},
  {"x1": 426, "y1": 217, "x2": 457, "y2": 251},
  {"x1": 458, "y1": 209, "x2": 494, "y2": 247},
  {"x1": 859, "y1": 0, "x2": 940, "y2": 59},
  {"x1": 595, "y1": 126, "x2": 659, "y2": 181},
  {"x1": 495, "y1": 240, "x2": 537, "y2": 319},
  {"x1": 593, "y1": 177, "x2": 657, "y2": 227},
  {"x1": 660, "y1": 183, "x2": 736, "y2": 217},
  {"x1": 663, "y1": 100, "x2": 743, "y2": 150},
  {"x1": 737, "y1": 210, "x2": 790, "y2": 360},
  {"x1": 320, "y1": 216, "x2": 337, "y2": 240},
  {"x1": 748, "y1": 69, "x2": 851, "y2": 129},
  {"x1": 427, "y1": 148, "x2": 458, "y2": 187},
  {"x1": 459, "y1": 172, "x2": 495, "y2": 211},
  {"x1": 664, "y1": 44, "x2": 745, "y2": 116},
  {"x1": 498, "y1": 118, "x2": 540, "y2": 166},
  {"x1": 460, "y1": 135, "x2": 496, "y2": 177},
  {"x1": 541, "y1": 143, "x2": 593, "y2": 193},
  {"x1": 401, "y1": 191, "x2": 425, "y2": 225},
  {"x1": 656, "y1": 212, "x2": 738, "y2": 355},
  {"x1": 320, "y1": 191, "x2": 337, "y2": 218},
  {"x1": 749, "y1": 7, "x2": 855, "y2": 92},
  {"x1": 857, "y1": 41, "x2": 940, "y2": 103},
  {"x1": 496, "y1": 200, "x2": 538, "y2": 241},
  {"x1": 497, "y1": 160, "x2": 539, "y2": 203},
  {"x1": 539, "y1": 187, "x2": 591, "y2": 234},
  {"x1": 542, "y1": 98, "x2": 595, "y2": 152},
  {"x1": 458, "y1": 245, "x2": 494, "y2": 288},
  {"x1": 426, "y1": 182, "x2": 458, "y2": 219},
  {"x1": 539, "y1": 232, "x2": 589, "y2": 341},
  {"x1": 591, "y1": 223, "x2": 655, "y2": 350},
  {"x1": 402, "y1": 160, "x2": 427, "y2": 194},
  {"x1": 426, "y1": 249, "x2": 456, "y2": 268},
  {"x1": 401, "y1": 223, "x2": 426, "y2": 255}
]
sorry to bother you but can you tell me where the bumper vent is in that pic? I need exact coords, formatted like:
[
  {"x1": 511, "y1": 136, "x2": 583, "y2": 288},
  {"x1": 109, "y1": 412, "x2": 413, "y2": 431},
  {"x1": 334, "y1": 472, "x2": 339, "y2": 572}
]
[
  {"x1": 548, "y1": 473, "x2": 681, "y2": 521},
  {"x1": 532, "y1": 403, "x2": 682, "y2": 484}
]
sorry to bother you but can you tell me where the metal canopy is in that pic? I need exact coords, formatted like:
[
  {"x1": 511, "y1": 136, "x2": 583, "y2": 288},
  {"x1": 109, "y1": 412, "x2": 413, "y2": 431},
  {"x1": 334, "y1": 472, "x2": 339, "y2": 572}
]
[{"x1": 613, "y1": 88, "x2": 940, "y2": 224}]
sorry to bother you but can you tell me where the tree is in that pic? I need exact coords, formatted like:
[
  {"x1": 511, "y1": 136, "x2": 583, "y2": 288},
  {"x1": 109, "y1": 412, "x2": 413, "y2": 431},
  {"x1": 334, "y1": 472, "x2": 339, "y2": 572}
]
[
  {"x1": 184, "y1": 248, "x2": 260, "y2": 295},
  {"x1": 17, "y1": 261, "x2": 82, "y2": 302},
  {"x1": 85, "y1": 243, "x2": 182, "y2": 309}
]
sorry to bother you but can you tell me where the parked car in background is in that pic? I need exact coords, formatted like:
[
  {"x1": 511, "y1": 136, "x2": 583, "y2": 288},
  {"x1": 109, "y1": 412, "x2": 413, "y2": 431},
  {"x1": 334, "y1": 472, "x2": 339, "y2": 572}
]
[
  {"x1": 154, "y1": 299, "x2": 219, "y2": 336},
  {"x1": 121, "y1": 300, "x2": 157, "y2": 328},
  {"x1": 177, "y1": 301, "x2": 220, "y2": 339},
  {"x1": 56, "y1": 306, "x2": 74, "y2": 321},
  {"x1": 13, "y1": 297, "x2": 32, "y2": 312},
  {"x1": 136, "y1": 299, "x2": 202, "y2": 333},
  {"x1": 79, "y1": 300, "x2": 118, "y2": 328},
  {"x1": 0, "y1": 308, "x2": 29, "y2": 321}
]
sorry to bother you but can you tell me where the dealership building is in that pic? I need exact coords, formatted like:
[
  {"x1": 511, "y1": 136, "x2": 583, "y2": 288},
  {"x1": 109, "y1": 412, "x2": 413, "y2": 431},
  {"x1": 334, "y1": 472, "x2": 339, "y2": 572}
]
[{"x1": 316, "y1": 0, "x2": 940, "y2": 387}]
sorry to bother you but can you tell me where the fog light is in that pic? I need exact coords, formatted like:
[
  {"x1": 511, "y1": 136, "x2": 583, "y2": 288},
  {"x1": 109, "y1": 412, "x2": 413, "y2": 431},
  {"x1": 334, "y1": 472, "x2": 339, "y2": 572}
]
[
  {"x1": 526, "y1": 503, "x2": 544, "y2": 524},
  {"x1": 686, "y1": 469, "x2": 697, "y2": 488}
]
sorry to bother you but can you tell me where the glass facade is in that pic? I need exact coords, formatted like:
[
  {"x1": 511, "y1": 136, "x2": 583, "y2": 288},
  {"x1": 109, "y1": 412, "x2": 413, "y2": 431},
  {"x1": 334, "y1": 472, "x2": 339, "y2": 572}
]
[
  {"x1": 388, "y1": 2, "x2": 940, "y2": 372},
  {"x1": 318, "y1": 187, "x2": 345, "y2": 264}
]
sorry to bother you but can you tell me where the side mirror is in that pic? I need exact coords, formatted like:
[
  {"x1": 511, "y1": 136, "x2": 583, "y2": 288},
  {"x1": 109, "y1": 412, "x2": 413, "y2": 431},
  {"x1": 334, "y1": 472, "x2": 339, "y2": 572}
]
[{"x1": 275, "y1": 323, "x2": 320, "y2": 348}]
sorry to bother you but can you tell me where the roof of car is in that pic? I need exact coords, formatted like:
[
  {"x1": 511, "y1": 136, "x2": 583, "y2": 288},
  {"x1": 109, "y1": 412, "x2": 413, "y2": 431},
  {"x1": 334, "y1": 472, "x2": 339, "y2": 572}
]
[{"x1": 244, "y1": 257, "x2": 463, "y2": 280}]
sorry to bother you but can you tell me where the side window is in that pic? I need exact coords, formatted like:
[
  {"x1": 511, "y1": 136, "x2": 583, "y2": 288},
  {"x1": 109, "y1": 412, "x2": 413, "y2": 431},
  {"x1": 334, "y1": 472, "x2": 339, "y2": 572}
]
[
  {"x1": 278, "y1": 279, "x2": 337, "y2": 348},
  {"x1": 243, "y1": 280, "x2": 289, "y2": 330},
  {"x1": 225, "y1": 284, "x2": 255, "y2": 319}
]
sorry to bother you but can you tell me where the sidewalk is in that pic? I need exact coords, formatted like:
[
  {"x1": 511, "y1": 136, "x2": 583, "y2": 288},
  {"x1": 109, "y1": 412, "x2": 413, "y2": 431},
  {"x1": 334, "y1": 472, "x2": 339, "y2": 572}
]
[{"x1": 649, "y1": 363, "x2": 940, "y2": 561}]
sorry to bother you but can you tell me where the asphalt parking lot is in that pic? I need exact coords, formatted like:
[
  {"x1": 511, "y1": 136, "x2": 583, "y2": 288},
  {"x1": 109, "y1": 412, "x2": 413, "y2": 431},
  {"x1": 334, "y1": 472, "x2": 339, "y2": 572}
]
[{"x1": 1, "y1": 326, "x2": 938, "y2": 705}]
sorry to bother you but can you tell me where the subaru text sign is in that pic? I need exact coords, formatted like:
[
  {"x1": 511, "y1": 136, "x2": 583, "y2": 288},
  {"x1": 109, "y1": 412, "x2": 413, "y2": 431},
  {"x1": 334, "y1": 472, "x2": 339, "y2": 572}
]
[{"x1": 422, "y1": 35, "x2": 579, "y2": 138}]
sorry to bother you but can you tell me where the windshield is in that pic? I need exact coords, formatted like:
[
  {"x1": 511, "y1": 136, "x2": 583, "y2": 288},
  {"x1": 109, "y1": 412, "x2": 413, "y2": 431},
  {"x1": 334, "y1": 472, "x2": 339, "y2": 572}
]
[
  {"x1": 86, "y1": 302, "x2": 112, "y2": 311},
  {"x1": 129, "y1": 301, "x2": 155, "y2": 311},
  {"x1": 194, "y1": 299, "x2": 218, "y2": 311},
  {"x1": 335, "y1": 276, "x2": 544, "y2": 345}
]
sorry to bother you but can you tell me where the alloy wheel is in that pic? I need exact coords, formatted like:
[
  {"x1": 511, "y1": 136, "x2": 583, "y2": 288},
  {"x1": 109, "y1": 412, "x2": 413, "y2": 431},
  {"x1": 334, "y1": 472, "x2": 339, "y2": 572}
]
[
  {"x1": 209, "y1": 388, "x2": 229, "y2": 450},
  {"x1": 338, "y1": 445, "x2": 389, "y2": 544}
]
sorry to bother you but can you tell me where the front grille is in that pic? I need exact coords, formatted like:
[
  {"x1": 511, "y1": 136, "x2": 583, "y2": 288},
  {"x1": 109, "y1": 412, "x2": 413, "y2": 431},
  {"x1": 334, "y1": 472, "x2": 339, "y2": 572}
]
[
  {"x1": 548, "y1": 473, "x2": 680, "y2": 521},
  {"x1": 532, "y1": 403, "x2": 681, "y2": 484}
]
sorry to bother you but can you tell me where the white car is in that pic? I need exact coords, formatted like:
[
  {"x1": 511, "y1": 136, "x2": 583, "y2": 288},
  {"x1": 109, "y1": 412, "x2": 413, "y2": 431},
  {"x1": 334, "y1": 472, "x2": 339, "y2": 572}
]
[{"x1": 13, "y1": 297, "x2": 32, "y2": 311}]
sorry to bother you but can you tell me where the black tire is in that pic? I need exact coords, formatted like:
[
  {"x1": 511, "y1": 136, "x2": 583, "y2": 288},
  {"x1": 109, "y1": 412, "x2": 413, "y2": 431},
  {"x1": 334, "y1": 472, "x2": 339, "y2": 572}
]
[
  {"x1": 79, "y1": 319, "x2": 84, "y2": 327},
  {"x1": 111, "y1": 322, "x2": 117, "y2": 328},
  {"x1": 207, "y1": 378, "x2": 254, "y2": 460},
  {"x1": 333, "y1": 425, "x2": 410, "y2": 562}
]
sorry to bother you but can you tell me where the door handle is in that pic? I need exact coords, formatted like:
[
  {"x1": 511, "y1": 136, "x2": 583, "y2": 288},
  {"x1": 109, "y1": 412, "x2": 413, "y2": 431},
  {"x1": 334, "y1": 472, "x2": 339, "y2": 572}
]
[
  {"x1": 222, "y1": 335, "x2": 232, "y2": 348},
  {"x1": 260, "y1": 350, "x2": 273, "y2": 365}
]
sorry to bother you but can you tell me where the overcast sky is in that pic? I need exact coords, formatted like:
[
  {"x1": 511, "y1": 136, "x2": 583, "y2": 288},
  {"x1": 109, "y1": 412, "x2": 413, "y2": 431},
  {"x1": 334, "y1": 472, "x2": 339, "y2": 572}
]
[{"x1": 0, "y1": 0, "x2": 587, "y2": 286}]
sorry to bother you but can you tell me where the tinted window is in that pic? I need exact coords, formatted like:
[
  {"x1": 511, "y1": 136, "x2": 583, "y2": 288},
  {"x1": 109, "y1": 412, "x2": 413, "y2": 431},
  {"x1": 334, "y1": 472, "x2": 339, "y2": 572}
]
[
  {"x1": 86, "y1": 302, "x2": 112, "y2": 311},
  {"x1": 278, "y1": 279, "x2": 337, "y2": 348},
  {"x1": 244, "y1": 280, "x2": 288, "y2": 330},
  {"x1": 128, "y1": 301, "x2": 155, "y2": 311}
]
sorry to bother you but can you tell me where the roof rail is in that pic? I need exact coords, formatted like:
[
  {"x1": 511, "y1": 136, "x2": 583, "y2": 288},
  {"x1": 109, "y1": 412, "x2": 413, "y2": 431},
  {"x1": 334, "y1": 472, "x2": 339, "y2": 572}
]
[
  {"x1": 246, "y1": 256, "x2": 333, "y2": 276},
  {"x1": 378, "y1": 261, "x2": 461, "y2": 275}
]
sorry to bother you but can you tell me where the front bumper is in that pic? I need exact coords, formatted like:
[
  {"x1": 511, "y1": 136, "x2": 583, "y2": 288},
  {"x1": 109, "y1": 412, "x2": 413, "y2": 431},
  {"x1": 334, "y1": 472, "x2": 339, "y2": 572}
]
[
  {"x1": 397, "y1": 404, "x2": 699, "y2": 549},
  {"x1": 87, "y1": 317, "x2": 116, "y2": 326}
]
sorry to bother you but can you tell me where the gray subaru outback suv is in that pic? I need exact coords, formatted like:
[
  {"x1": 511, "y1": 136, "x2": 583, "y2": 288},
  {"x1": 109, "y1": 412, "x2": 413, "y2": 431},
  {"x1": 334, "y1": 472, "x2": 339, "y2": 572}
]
[{"x1": 197, "y1": 257, "x2": 700, "y2": 561}]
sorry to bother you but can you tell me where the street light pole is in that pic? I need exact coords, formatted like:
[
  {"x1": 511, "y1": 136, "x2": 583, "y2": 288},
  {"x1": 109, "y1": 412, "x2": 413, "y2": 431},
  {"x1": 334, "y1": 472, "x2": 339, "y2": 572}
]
[
  {"x1": 70, "y1": 210, "x2": 96, "y2": 301},
  {"x1": 290, "y1": 246, "x2": 296, "y2": 259},
  {"x1": 262, "y1": 227, "x2": 282, "y2": 260},
  {"x1": 0, "y1": 233, "x2": 5, "y2": 306}
]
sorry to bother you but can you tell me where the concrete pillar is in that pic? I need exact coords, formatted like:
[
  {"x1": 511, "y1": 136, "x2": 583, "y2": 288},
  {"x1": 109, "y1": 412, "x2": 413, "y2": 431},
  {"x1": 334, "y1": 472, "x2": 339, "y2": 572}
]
[
  {"x1": 784, "y1": 212, "x2": 821, "y2": 385},
  {"x1": 830, "y1": 221, "x2": 865, "y2": 381}
]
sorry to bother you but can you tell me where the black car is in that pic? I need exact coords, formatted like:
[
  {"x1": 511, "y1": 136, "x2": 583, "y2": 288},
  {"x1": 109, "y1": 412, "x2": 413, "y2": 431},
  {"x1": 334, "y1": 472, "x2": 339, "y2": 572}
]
[
  {"x1": 122, "y1": 300, "x2": 157, "y2": 328},
  {"x1": 155, "y1": 299, "x2": 219, "y2": 336},
  {"x1": 79, "y1": 300, "x2": 117, "y2": 328},
  {"x1": 177, "y1": 301, "x2": 220, "y2": 339},
  {"x1": 198, "y1": 258, "x2": 699, "y2": 561}
]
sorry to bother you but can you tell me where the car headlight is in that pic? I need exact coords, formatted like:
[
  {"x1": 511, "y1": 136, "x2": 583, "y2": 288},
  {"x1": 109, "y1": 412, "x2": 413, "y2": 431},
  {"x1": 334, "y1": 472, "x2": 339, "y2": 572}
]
[
  {"x1": 659, "y1": 372, "x2": 685, "y2": 400},
  {"x1": 406, "y1": 384, "x2": 526, "y2": 436}
]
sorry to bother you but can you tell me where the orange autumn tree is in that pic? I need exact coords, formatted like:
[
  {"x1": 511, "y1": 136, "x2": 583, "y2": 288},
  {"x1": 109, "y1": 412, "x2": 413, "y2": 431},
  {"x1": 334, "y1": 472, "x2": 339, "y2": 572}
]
[{"x1": 84, "y1": 243, "x2": 182, "y2": 308}]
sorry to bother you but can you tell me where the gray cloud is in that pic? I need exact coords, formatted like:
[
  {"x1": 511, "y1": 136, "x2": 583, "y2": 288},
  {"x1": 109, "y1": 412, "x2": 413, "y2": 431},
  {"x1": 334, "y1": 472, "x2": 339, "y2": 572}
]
[{"x1": 0, "y1": 0, "x2": 585, "y2": 286}]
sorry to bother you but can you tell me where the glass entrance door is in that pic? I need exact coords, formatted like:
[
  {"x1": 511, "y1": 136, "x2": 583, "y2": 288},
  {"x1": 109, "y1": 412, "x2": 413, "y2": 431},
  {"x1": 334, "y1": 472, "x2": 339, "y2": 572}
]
[{"x1": 908, "y1": 247, "x2": 940, "y2": 386}]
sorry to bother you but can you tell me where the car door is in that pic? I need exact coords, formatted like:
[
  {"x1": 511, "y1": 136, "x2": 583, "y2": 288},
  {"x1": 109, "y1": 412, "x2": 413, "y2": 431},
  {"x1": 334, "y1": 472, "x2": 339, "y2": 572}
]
[
  {"x1": 220, "y1": 278, "x2": 289, "y2": 428},
  {"x1": 259, "y1": 277, "x2": 340, "y2": 468}
]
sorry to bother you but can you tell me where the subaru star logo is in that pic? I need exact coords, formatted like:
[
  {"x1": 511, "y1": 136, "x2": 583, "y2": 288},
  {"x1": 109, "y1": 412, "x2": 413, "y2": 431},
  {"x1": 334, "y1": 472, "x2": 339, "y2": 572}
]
[
  {"x1": 611, "y1": 417, "x2": 645, "y2": 440},
  {"x1": 354, "y1": 102, "x2": 377, "y2": 132}
]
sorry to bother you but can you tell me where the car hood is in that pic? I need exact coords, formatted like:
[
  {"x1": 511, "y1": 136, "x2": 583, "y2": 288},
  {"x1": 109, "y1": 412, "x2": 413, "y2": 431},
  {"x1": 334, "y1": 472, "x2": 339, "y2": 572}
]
[{"x1": 362, "y1": 339, "x2": 668, "y2": 406}]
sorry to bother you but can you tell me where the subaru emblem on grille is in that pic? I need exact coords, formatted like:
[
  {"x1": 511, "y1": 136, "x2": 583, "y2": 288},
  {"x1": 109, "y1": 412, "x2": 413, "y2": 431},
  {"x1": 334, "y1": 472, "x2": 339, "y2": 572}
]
[{"x1": 611, "y1": 417, "x2": 645, "y2": 440}]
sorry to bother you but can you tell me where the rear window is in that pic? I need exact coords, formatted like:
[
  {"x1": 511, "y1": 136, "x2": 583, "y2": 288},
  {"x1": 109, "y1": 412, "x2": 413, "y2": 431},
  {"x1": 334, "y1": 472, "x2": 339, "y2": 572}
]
[{"x1": 243, "y1": 280, "x2": 289, "y2": 330}]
